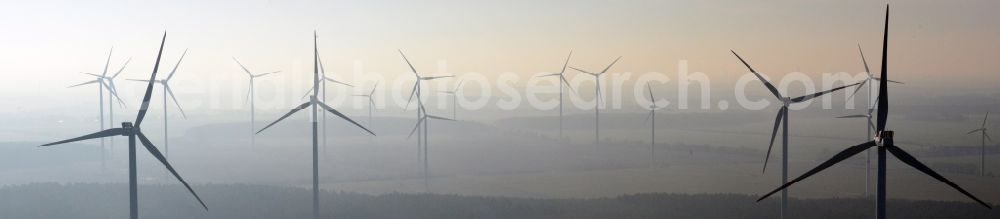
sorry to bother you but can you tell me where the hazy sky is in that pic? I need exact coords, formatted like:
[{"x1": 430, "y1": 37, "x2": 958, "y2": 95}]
[{"x1": 1, "y1": 0, "x2": 999, "y2": 113}]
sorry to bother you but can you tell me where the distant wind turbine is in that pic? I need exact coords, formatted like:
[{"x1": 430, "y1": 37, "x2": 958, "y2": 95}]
[
  {"x1": 406, "y1": 99, "x2": 455, "y2": 190},
  {"x1": 570, "y1": 56, "x2": 621, "y2": 146},
  {"x1": 644, "y1": 82, "x2": 666, "y2": 167},
  {"x1": 967, "y1": 112, "x2": 992, "y2": 176},
  {"x1": 43, "y1": 32, "x2": 207, "y2": 219},
  {"x1": 537, "y1": 52, "x2": 576, "y2": 138},
  {"x1": 839, "y1": 44, "x2": 904, "y2": 197},
  {"x1": 233, "y1": 57, "x2": 280, "y2": 146},
  {"x1": 300, "y1": 54, "x2": 353, "y2": 154},
  {"x1": 757, "y1": 6, "x2": 991, "y2": 219},
  {"x1": 438, "y1": 80, "x2": 463, "y2": 120},
  {"x1": 256, "y1": 31, "x2": 375, "y2": 219},
  {"x1": 353, "y1": 82, "x2": 378, "y2": 126},
  {"x1": 731, "y1": 51, "x2": 859, "y2": 219},
  {"x1": 399, "y1": 50, "x2": 453, "y2": 183},
  {"x1": 127, "y1": 49, "x2": 188, "y2": 160},
  {"x1": 69, "y1": 47, "x2": 128, "y2": 169}
]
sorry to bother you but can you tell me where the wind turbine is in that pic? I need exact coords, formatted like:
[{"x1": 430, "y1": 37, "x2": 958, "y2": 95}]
[
  {"x1": 256, "y1": 31, "x2": 375, "y2": 219},
  {"x1": 570, "y1": 56, "x2": 621, "y2": 146},
  {"x1": 644, "y1": 82, "x2": 665, "y2": 167},
  {"x1": 398, "y1": 50, "x2": 452, "y2": 183},
  {"x1": 406, "y1": 99, "x2": 454, "y2": 190},
  {"x1": 835, "y1": 102, "x2": 876, "y2": 196},
  {"x1": 536, "y1": 52, "x2": 576, "y2": 138},
  {"x1": 353, "y1": 82, "x2": 378, "y2": 126},
  {"x1": 839, "y1": 44, "x2": 904, "y2": 198},
  {"x1": 299, "y1": 54, "x2": 353, "y2": 154},
  {"x1": 127, "y1": 49, "x2": 188, "y2": 159},
  {"x1": 69, "y1": 47, "x2": 128, "y2": 169},
  {"x1": 730, "y1": 51, "x2": 859, "y2": 219},
  {"x1": 967, "y1": 112, "x2": 992, "y2": 176},
  {"x1": 757, "y1": 6, "x2": 992, "y2": 219},
  {"x1": 438, "y1": 80, "x2": 463, "y2": 120},
  {"x1": 233, "y1": 57, "x2": 280, "y2": 146},
  {"x1": 42, "y1": 32, "x2": 207, "y2": 219}
]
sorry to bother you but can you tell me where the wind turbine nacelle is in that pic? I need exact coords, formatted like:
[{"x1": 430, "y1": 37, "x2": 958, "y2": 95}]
[
  {"x1": 781, "y1": 97, "x2": 792, "y2": 105},
  {"x1": 121, "y1": 122, "x2": 136, "y2": 136},
  {"x1": 875, "y1": 131, "x2": 894, "y2": 147}
]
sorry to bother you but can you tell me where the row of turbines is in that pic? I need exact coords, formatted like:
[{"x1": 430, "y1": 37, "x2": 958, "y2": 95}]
[{"x1": 42, "y1": 5, "x2": 992, "y2": 219}]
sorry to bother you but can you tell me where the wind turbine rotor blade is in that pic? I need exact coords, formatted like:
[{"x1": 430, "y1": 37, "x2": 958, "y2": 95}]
[
  {"x1": 255, "y1": 71, "x2": 279, "y2": 77},
  {"x1": 243, "y1": 81, "x2": 252, "y2": 106},
  {"x1": 763, "y1": 106, "x2": 785, "y2": 173},
  {"x1": 646, "y1": 82, "x2": 654, "y2": 101},
  {"x1": 421, "y1": 75, "x2": 454, "y2": 80},
  {"x1": 560, "y1": 51, "x2": 572, "y2": 74},
  {"x1": 858, "y1": 44, "x2": 871, "y2": 76},
  {"x1": 868, "y1": 120, "x2": 876, "y2": 130},
  {"x1": 407, "y1": 117, "x2": 425, "y2": 139},
  {"x1": 370, "y1": 82, "x2": 378, "y2": 96},
  {"x1": 165, "y1": 49, "x2": 188, "y2": 81},
  {"x1": 537, "y1": 73, "x2": 561, "y2": 78},
  {"x1": 568, "y1": 66, "x2": 594, "y2": 75},
  {"x1": 317, "y1": 101, "x2": 376, "y2": 135},
  {"x1": 102, "y1": 81, "x2": 126, "y2": 105},
  {"x1": 886, "y1": 145, "x2": 991, "y2": 208},
  {"x1": 644, "y1": 110, "x2": 654, "y2": 124},
  {"x1": 599, "y1": 56, "x2": 622, "y2": 73},
  {"x1": 406, "y1": 84, "x2": 418, "y2": 108},
  {"x1": 256, "y1": 101, "x2": 311, "y2": 134},
  {"x1": 102, "y1": 47, "x2": 113, "y2": 77},
  {"x1": 164, "y1": 85, "x2": 187, "y2": 119},
  {"x1": 836, "y1": 115, "x2": 868, "y2": 118},
  {"x1": 40, "y1": 128, "x2": 125, "y2": 146},
  {"x1": 876, "y1": 5, "x2": 889, "y2": 132},
  {"x1": 325, "y1": 78, "x2": 354, "y2": 87},
  {"x1": 968, "y1": 128, "x2": 986, "y2": 134},
  {"x1": 111, "y1": 57, "x2": 131, "y2": 79},
  {"x1": 731, "y1": 50, "x2": 782, "y2": 99},
  {"x1": 136, "y1": 132, "x2": 208, "y2": 210},
  {"x1": 560, "y1": 75, "x2": 578, "y2": 95},
  {"x1": 300, "y1": 87, "x2": 315, "y2": 100},
  {"x1": 873, "y1": 77, "x2": 904, "y2": 84},
  {"x1": 791, "y1": 82, "x2": 860, "y2": 103},
  {"x1": 426, "y1": 115, "x2": 454, "y2": 121},
  {"x1": 757, "y1": 141, "x2": 877, "y2": 202},
  {"x1": 847, "y1": 80, "x2": 868, "y2": 101},
  {"x1": 232, "y1": 57, "x2": 254, "y2": 76},
  {"x1": 136, "y1": 32, "x2": 167, "y2": 127},
  {"x1": 986, "y1": 132, "x2": 994, "y2": 142},
  {"x1": 398, "y1": 50, "x2": 419, "y2": 75},
  {"x1": 984, "y1": 112, "x2": 990, "y2": 128},
  {"x1": 68, "y1": 80, "x2": 99, "y2": 88},
  {"x1": 83, "y1": 73, "x2": 104, "y2": 78},
  {"x1": 126, "y1": 79, "x2": 152, "y2": 82}
]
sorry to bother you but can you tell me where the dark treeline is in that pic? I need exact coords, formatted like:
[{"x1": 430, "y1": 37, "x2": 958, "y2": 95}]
[{"x1": 0, "y1": 183, "x2": 994, "y2": 219}]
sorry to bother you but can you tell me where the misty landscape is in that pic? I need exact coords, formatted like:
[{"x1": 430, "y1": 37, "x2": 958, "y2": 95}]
[{"x1": 3, "y1": 1, "x2": 1000, "y2": 219}]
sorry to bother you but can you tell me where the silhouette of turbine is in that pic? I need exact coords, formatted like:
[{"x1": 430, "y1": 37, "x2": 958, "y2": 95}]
[
  {"x1": 43, "y1": 32, "x2": 207, "y2": 219},
  {"x1": 233, "y1": 57, "x2": 280, "y2": 146},
  {"x1": 730, "y1": 51, "x2": 859, "y2": 219},
  {"x1": 256, "y1": 31, "x2": 375, "y2": 219},
  {"x1": 756, "y1": 6, "x2": 991, "y2": 219},
  {"x1": 399, "y1": 50, "x2": 452, "y2": 189},
  {"x1": 537, "y1": 52, "x2": 576, "y2": 139},
  {"x1": 967, "y1": 112, "x2": 992, "y2": 177},
  {"x1": 570, "y1": 56, "x2": 621, "y2": 147},
  {"x1": 70, "y1": 47, "x2": 128, "y2": 169}
]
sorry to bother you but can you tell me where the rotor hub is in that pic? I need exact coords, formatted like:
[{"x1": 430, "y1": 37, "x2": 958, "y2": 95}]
[
  {"x1": 121, "y1": 122, "x2": 135, "y2": 136},
  {"x1": 781, "y1": 97, "x2": 791, "y2": 105},
  {"x1": 875, "y1": 131, "x2": 894, "y2": 147}
]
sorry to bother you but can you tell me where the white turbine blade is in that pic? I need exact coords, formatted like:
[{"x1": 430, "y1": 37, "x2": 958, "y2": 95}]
[
  {"x1": 41, "y1": 128, "x2": 124, "y2": 146},
  {"x1": 370, "y1": 82, "x2": 379, "y2": 96},
  {"x1": 136, "y1": 132, "x2": 208, "y2": 210},
  {"x1": 68, "y1": 80, "x2": 99, "y2": 88},
  {"x1": 317, "y1": 101, "x2": 375, "y2": 135},
  {"x1": 232, "y1": 57, "x2": 254, "y2": 76},
  {"x1": 243, "y1": 81, "x2": 252, "y2": 106},
  {"x1": 325, "y1": 77, "x2": 354, "y2": 87},
  {"x1": 101, "y1": 47, "x2": 113, "y2": 77},
  {"x1": 256, "y1": 101, "x2": 311, "y2": 134},
  {"x1": 255, "y1": 71, "x2": 279, "y2": 77},
  {"x1": 537, "y1": 73, "x2": 561, "y2": 77},
  {"x1": 300, "y1": 87, "x2": 315, "y2": 100},
  {"x1": 560, "y1": 51, "x2": 572, "y2": 74},
  {"x1": 569, "y1": 66, "x2": 595, "y2": 75},
  {"x1": 847, "y1": 79, "x2": 868, "y2": 101},
  {"x1": 560, "y1": 75, "x2": 577, "y2": 95},
  {"x1": 111, "y1": 57, "x2": 131, "y2": 79},
  {"x1": 165, "y1": 49, "x2": 188, "y2": 81},
  {"x1": 398, "y1": 50, "x2": 419, "y2": 76},
  {"x1": 599, "y1": 56, "x2": 622, "y2": 74},
  {"x1": 164, "y1": 85, "x2": 187, "y2": 119},
  {"x1": 421, "y1": 75, "x2": 453, "y2": 80},
  {"x1": 407, "y1": 117, "x2": 425, "y2": 139},
  {"x1": 426, "y1": 114, "x2": 453, "y2": 121}
]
